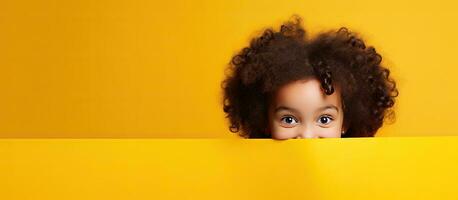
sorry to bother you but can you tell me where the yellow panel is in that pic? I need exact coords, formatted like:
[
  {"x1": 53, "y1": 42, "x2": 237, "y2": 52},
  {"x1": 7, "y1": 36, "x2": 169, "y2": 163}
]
[
  {"x1": 1, "y1": 0, "x2": 458, "y2": 137},
  {"x1": 2, "y1": 137, "x2": 458, "y2": 199}
]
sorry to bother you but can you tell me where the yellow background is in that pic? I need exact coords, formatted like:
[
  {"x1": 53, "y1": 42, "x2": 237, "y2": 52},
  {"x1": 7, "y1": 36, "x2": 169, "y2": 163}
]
[{"x1": 1, "y1": 0, "x2": 457, "y2": 137}]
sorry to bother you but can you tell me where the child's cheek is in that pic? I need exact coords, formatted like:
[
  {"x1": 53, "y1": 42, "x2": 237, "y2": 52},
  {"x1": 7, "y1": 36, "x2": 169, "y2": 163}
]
[
  {"x1": 271, "y1": 126, "x2": 297, "y2": 139},
  {"x1": 318, "y1": 127, "x2": 342, "y2": 138}
]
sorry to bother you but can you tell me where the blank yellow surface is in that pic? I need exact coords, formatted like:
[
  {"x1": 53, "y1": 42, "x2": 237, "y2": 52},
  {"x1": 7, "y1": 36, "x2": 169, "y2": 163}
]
[
  {"x1": 2, "y1": 137, "x2": 458, "y2": 199},
  {"x1": 1, "y1": 0, "x2": 458, "y2": 137}
]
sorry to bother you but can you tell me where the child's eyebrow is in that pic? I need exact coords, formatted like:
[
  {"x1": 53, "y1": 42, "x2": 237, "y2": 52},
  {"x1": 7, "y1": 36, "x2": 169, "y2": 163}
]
[
  {"x1": 274, "y1": 105, "x2": 339, "y2": 115},
  {"x1": 274, "y1": 106, "x2": 301, "y2": 115},
  {"x1": 317, "y1": 105, "x2": 339, "y2": 113}
]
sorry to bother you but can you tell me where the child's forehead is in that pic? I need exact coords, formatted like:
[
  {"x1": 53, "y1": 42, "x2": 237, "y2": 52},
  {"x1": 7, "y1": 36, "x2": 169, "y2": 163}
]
[{"x1": 273, "y1": 78, "x2": 342, "y2": 109}]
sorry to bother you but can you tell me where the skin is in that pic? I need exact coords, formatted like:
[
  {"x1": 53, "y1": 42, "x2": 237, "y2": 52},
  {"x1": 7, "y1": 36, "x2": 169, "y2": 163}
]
[{"x1": 267, "y1": 78, "x2": 346, "y2": 139}]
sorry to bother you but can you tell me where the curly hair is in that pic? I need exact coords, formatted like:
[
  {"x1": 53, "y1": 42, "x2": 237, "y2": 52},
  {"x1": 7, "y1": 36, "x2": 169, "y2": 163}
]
[{"x1": 221, "y1": 15, "x2": 398, "y2": 138}]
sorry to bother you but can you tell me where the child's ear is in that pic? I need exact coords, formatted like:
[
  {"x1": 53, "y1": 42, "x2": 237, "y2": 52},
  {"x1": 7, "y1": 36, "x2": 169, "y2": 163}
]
[{"x1": 341, "y1": 126, "x2": 347, "y2": 135}]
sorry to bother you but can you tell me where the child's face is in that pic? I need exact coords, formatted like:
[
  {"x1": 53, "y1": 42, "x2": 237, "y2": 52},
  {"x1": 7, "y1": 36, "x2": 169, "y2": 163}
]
[{"x1": 267, "y1": 78, "x2": 345, "y2": 139}]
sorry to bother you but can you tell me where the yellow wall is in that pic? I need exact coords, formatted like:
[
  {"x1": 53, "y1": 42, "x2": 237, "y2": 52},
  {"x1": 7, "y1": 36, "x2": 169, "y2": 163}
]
[
  {"x1": 1, "y1": 0, "x2": 457, "y2": 137},
  {"x1": 2, "y1": 138, "x2": 458, "y2": 199}
]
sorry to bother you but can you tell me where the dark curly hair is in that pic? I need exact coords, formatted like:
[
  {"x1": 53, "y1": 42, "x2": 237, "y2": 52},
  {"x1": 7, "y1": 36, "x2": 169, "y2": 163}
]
[{"x1": 221, "y1": 15, "x2": 399, "y2": 138}]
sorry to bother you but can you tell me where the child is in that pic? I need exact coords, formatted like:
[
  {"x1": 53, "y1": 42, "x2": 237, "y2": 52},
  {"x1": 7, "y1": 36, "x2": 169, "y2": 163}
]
[{"x1": 221, "y1": 15, "x2": 398, "y2": 139}]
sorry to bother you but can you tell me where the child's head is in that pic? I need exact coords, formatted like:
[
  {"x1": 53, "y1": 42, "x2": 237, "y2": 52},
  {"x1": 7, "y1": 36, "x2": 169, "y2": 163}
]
[{"x1": 222, "y1": 16, "x2": 398, "y2": 139}]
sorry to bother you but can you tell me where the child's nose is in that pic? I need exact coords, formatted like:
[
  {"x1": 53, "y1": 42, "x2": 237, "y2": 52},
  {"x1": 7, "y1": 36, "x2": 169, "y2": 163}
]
[{"x1": 295, "y1": 126, "x2": 319, "y2": 139}]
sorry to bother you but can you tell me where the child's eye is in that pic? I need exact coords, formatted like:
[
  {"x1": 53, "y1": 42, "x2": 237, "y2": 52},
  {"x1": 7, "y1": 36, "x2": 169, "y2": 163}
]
[
  {"x1": 280, "y1": 116, "x2": 299, "y2": 126},
  {"x1": 317, "y1": 115, "x2": 333, "y2": 125}
]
